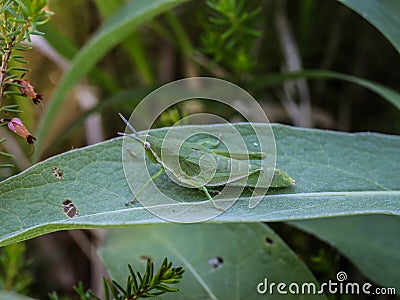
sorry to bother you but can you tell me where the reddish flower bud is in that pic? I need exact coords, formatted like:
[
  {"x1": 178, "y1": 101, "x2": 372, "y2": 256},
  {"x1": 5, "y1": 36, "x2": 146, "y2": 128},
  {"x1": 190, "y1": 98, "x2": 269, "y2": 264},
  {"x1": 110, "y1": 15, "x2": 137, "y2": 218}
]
[
  {"x1": 7, "y1": 117, "x2": 37, "y2": 144},
  {"x1": 15, "y1": 79, "x2": 44, "y2": 106}
]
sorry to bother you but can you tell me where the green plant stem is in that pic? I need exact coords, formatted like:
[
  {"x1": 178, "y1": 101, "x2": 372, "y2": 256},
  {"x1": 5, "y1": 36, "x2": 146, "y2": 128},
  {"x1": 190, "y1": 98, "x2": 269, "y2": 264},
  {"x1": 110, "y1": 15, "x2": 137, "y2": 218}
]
[
  {"x1": 165, "y1": 12, "x2": 193, "y2": 56},
  {"x1": 121, "y1": 32, "x2": 155, "y2": 85},
  {"x1": 0, "y1": 38, "x2": 14, "y2": 106}
]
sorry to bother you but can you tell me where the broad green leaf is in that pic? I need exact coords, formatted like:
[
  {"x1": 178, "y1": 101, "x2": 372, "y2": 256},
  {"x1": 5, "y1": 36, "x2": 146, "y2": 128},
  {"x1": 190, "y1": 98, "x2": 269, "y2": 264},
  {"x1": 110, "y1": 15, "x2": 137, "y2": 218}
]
[
  {"x1": 34, "y1": 0, "x2": 189, "y2": 160},
  {"x1": 0, "y1": 291, "x2": 34, "y2": 300},
  {"x1": 338, "y1": 0, "x2": 400, "y2": 54},
  {"x1": 0, "y1": 123, "x2": 399, "y2": 246},
  {"x1": 289, "y1": 215, "x2": 400, "y2": 292},
  {"x1": 99, "y1": 223, "x2": 327, "y2": 299},
  {"x1": 253, "y1": 70, "x2": 400, "y2": 110}
]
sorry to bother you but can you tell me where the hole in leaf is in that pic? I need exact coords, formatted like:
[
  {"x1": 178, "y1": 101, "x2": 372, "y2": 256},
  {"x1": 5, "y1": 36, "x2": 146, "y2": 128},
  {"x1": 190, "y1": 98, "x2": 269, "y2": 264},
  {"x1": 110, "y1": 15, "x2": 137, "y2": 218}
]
[
  {"x1": 265, "y1": 237, "x2": 274, "y2": 245},
  {"x1": 52, "y1": 166, "x2": 64, "y2": 180},
  {"x1": 62, "y1": 199, "x2": 79, "y2": 218},
  {"x1": 208, "y1": 256, "x2": 223, "y2": 269}
]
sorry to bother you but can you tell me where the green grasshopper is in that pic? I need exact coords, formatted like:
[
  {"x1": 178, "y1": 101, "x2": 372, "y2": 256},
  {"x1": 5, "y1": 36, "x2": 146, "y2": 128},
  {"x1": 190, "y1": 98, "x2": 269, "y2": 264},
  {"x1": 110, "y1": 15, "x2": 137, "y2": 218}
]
[{"x1": 119, "y1": 114, "x2": 295, "y2": 210}]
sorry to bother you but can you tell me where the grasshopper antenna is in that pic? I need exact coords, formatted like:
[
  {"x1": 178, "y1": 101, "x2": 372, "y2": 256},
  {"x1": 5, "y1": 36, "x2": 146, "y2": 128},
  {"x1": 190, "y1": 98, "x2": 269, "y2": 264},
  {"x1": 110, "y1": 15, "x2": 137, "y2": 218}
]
[{"x1": 118, "y1": 113, "x2": 140, "y2": 137}]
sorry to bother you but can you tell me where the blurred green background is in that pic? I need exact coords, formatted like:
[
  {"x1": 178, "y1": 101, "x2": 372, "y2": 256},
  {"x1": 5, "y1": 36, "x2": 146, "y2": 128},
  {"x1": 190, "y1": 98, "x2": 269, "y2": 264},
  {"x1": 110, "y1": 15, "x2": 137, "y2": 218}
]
[
  {"x1": 0, "y1": 0, "x2": 399, "y2": 299},
  {"x1": 19, "y1": 0, "x2": 400, "y2": 162}
]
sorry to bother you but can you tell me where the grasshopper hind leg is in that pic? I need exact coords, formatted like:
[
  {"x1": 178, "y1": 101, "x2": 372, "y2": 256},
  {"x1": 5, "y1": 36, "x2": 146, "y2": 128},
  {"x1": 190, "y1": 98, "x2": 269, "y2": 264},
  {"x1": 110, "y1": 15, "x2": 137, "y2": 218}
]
[
  {"x1": 199, "y1": 185, "x2": 224, "y2": 211},
  {"x1": 125, "y1": 168, "x2": 165, "y2": 206}
]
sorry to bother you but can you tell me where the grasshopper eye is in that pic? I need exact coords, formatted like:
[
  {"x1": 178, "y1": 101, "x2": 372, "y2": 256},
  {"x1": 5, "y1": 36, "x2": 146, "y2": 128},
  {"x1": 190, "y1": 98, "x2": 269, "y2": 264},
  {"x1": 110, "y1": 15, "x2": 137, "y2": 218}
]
[{"x1": 144, "y1": 141, "x2": 151, "y2": 149}]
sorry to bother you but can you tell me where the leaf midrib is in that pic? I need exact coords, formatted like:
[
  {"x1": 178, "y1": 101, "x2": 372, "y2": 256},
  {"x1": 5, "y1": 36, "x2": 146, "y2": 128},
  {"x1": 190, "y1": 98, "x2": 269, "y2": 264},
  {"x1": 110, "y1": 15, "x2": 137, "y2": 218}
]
[{"x1": 51, "y1": 190, "x2": 399, "y2": 221}]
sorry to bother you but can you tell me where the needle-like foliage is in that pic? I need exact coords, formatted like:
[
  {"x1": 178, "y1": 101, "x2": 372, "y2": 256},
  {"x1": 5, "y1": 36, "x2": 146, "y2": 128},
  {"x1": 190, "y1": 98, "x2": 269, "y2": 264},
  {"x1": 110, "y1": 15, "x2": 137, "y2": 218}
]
[
  {"x1": 63, "y1": 258, "x2": 185, "y2": 300},
  {"x1": 0, "y1": 0, "x2": 52, "y2": 165},
  {"x1": 200, "y1": 0, "x2": 262, "y2": 75}
]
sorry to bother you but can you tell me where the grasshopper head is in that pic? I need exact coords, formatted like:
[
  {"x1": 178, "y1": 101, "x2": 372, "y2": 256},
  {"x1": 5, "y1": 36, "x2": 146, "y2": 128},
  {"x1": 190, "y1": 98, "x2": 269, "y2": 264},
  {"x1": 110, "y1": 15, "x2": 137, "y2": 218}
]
[{"x1": 143, "y1": 141, "x2": 151, "y2": 149}]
